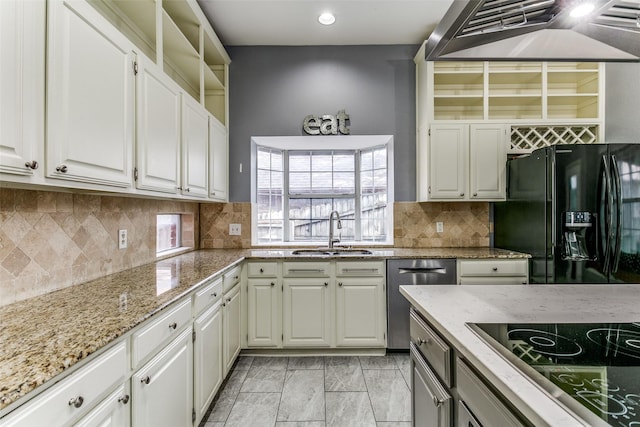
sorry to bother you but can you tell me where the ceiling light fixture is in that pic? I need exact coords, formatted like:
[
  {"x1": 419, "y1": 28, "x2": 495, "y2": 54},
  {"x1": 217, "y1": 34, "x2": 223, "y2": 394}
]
[
  {"x1": 570, "y1": 2, "x2": 595, "y2": 18},
  {"x1": 318, "y1": 12, "x2": 335, "y2": 25}
]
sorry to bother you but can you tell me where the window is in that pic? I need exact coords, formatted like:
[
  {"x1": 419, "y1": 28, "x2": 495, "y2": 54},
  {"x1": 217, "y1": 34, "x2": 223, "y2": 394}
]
[
  {"x1": 157, "y1": 214, "x2": 182, "y2": 254},
  {"x1": 253, "y1": 136, "x2": 393, "y2": 245}
]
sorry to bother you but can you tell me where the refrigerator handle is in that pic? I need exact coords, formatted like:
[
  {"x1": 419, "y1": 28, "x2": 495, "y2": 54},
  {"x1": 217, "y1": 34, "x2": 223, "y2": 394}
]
[
  {"x1": 611, "y1": 155, "x2": 623, "y2": 273},
  {"x1": 601, "y1": 155, "x2": 613, "y2": 274}
]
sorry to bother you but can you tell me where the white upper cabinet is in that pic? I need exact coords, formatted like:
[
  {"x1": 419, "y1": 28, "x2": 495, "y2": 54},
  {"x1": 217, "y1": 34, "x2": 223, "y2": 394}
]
[
  {"x1": 181, "y1": 95, "x2": 209, "y2": 198},
  {"x1": 209, "y1": 116, "x2": 228, "y2": 201},
  {"x1": 135, "y1": 56, "x2": 181, "y2": 194},
  {"x1": 469, "y1": 124, "x2": 507, "y2": 200},
  {"x1": 46, "y1": 0, "x2": 135, "y2": 187},
  {"x1": 428, "y1": 124, "x2": 468, "y2": 200},
  {"x1": 0, "y1": 0, "x2": 45, "y2": 179}
]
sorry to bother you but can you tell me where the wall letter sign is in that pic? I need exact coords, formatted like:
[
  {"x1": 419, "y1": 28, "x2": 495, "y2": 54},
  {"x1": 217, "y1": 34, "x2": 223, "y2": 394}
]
[{"x1": 303, "y1": 110, "x2": 350, "y2": 135}]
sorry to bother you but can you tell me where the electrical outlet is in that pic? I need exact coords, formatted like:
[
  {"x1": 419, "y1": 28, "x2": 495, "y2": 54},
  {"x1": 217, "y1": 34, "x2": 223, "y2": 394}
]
[
  {"x1": 118, "y1": 229, "x2": 128, "y2": 249},
  {"x1": 436, "y1": 222, "x2": 444, "y2": 233},
  {"x1": 229, "y1": 224, "x2": 241, "y2": 235}
]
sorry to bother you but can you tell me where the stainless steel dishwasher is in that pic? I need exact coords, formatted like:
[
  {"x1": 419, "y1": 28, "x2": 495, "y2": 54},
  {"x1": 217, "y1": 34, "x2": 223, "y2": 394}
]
[{"x1": 387, "y1": 259, "x2": 456, "y2": 350}]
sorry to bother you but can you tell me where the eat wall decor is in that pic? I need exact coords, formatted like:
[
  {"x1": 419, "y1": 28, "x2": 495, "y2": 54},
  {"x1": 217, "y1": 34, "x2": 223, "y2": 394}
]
[{"x1": 303, "y1": 110, "x2": 350, "y2": 135}]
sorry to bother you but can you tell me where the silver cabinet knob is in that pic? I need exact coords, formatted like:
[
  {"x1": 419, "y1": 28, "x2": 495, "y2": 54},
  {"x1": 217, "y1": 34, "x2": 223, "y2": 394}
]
[
  {"x1": 24, "y1": 160, "x2": 38, "y2": 170},
  {"x1": 338, "y1": 282, "x2": 343, "y2": 287},
  {"x1": 226, "y1": 297, "x2": 231, "y2": 302},
  {"x1": 417, "y1": 337, "x2": 430, "y2": 345},
  {"x1": 177, "y1": 186, "x2": 183, "y2": 191},
  {"x1": 271, "y1": 282, "x2": 275, "y2": 287},
  {"x1": 473, "y1": 192, "x2": 478, "y2": 197},
  {"x1": 168, "y1": 322, "x2": 177, "y2": 330},
  {"x1": 433, "y1": 396, "x2": 444, "y2": 407},
  {"x1": 260, "y1": 268, "x2": 264, "y2": 273},
  {"x1": 118, "y1": 394, "x2": 130, "y2": 404},
  {"x1": 68, "y1": 396, "x2": 84, "y2": 408},
  {"x1": 56, "y1": 164, "x2": 68, "y2": 173},
  {"x1": 141, "y1": 376, "x2": 150, "y2": 384},
  {"x1": 185, "y1": 187, "x2": 190, "y2": 192},
  {"x1": 460, "y1": 192, "x2": 464, "y2": 197},
  {"x1": 492, "y1": 267, "x2": 498, "y2": 272},
  {"x1": 211, "y1": 292, "x2": 218, "y2": 297},
  {"x1": 324, "y1": 282, "x2": 328, "y2": 287}
]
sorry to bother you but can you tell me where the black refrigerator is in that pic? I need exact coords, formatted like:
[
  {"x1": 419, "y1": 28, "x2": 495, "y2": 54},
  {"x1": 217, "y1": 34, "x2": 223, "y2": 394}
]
[{"x1": 494, "y1": 144, "x2": 640, "y2": 284}]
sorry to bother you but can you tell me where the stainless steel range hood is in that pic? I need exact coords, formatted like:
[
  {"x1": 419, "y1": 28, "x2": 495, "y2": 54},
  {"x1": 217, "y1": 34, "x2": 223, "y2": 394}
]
[{"x1": 424, "y1": 0, "x2": 640, "y2": 61}]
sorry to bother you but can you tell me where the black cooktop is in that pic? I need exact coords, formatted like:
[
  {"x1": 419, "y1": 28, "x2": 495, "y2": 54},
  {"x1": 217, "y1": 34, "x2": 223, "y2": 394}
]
[{"x1": 472, "y1": 322, "x2": 640, "y2": 427}]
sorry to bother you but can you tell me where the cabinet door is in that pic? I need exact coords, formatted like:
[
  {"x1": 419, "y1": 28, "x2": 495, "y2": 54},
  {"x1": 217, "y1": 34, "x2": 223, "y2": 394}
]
[
  {"x1": 429, "y1": 124, "x2": 468, "y2": 199},
  {"x1": 74, "y1": 383, "x2": 130, "y2": 427},
  {"x1": 135, "y1": 57, "x2": 181, "y2": 194},
  {"x1": 209, "y1": 116, "x2": 228, "y2": 201},
  {"x1": 193, "y1": 303, "x2": 223, "y2": 426},
  {"x1": 282, "y1": 278, "x2": 331, "y2": 347},
  {"x1": 223, "y1": 285, "x2": 241, "y2": 374},
  {"x1": 181, "y1": 95, "x2": 209, "y2": 198},
  {"x1": 0, "y1": 0, "x2": 44, "y2": 177},
  {"x1": 47, "y1": 0, "x2": 134, "y2": 187},
  {"x1": 247, "y1": 279, "x2": 280, "y2": 347},
  {"x1": 469, "y1": 124, "x2": 507, "y2": 200},
  {"x1": 132, "y1": 329, "x2": 193, "y2": 427},
  {"x1": 336, "y1": 277, "x2": 385, "y2": 347}
]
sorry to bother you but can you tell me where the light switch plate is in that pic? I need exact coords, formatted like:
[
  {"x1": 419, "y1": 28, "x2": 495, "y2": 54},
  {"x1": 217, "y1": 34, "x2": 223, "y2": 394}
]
[
  {"x1": 229, "y1": 224, "x2": 241, "y2": 235},
  {"x1": 118, "y1": 229, "x2": 128, "y2": 249}
]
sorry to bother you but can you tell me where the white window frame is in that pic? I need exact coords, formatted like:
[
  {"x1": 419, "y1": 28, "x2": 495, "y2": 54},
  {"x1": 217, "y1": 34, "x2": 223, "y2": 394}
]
[{"x1": 251, "y1": 135, "x2": 394, "y2": 246}]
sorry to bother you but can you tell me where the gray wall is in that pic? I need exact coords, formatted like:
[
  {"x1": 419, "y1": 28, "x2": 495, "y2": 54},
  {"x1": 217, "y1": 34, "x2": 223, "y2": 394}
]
[
  {"x1": 605, "y1": 62, "x2": 640, "y2": 142},
  {"x1": 226, "y1": 45, "x2": 418, "y2": 202}
]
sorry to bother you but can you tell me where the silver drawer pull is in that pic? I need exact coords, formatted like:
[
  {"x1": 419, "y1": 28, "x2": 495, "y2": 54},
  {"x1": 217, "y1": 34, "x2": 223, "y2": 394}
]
[
  {"x1": 141, "y1": 376, "x2": 150, "y2": 384},
  {"x1": 342, "y1": 268, "x2": 378, "y2": 272},
  {"x1": 168, "y1": 322, "x2": 177, "y2": 330},
  {"x1": 288, "y1": 268, "x2": 325, "y2": 273},
  {"x1": 68, "y1": 396, "x2": 84, "y2": 408},
  {"x1": 417, "y1": 337, "x2": 430, "y2": 345},
  {"x1": 118, "y1": 394, "x2": 130, "y2": 404}
]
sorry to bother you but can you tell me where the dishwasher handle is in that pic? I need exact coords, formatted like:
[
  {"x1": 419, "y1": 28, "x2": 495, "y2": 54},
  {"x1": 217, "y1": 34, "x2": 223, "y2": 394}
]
[{"x1": 399, "y1": 267, "x2": 448, "y2": 275}]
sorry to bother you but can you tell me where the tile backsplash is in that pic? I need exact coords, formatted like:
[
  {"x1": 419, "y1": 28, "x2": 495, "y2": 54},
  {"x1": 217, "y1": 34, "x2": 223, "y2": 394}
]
[
  {"x1": 1, "y1": 195, "x2": 489, "y2": 306},
  {"x1": 0, "y1": 189, "x2": 198, "y2": 306},
  {"x1": 393, "y1": 202, "x2": 490, "y2": 248}
]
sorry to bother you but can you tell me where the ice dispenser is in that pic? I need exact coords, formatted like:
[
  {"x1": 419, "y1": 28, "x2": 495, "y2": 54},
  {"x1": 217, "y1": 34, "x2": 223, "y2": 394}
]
[{"x1": 562, "y1": 211, "x2": 596, "y2": 261}]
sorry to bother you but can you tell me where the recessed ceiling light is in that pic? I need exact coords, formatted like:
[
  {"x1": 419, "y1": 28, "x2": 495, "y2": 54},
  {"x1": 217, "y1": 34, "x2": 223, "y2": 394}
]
[
  {"x1": 570, "y1": 2, "x2": 595, "y2": 18},
  {"x1": 318, "y1": 12, "x2": 336, "y2": 25}
]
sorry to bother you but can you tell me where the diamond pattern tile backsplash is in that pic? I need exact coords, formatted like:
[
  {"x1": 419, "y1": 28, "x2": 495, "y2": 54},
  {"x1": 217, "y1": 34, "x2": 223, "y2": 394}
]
[
  {"x1": 1, "y1": 192, "x2": 490, "y2": 306},
  {"x1": 0, "y1": 189, "x2": 199, "y2": 306}
]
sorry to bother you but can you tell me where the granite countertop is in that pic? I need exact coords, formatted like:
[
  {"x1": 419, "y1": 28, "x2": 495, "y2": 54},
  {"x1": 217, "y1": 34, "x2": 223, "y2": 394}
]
[
  {"x1": 0, "y1": 246, "x2": 527, "y2": 414},
  {"x1": 400, "y1": 284, "x2": 640, "y2": 427}
]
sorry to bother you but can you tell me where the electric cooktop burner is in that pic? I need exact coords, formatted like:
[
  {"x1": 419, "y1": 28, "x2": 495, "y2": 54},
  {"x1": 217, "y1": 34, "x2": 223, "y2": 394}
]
[{"x1": 472, "y1": 322, "x2": 640, "y2": 427}]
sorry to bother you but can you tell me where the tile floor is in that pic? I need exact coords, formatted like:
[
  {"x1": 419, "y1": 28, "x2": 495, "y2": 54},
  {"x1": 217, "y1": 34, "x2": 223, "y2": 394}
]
[{"x1": 201, "y1": 353, "x2": 412, "y2": 427}]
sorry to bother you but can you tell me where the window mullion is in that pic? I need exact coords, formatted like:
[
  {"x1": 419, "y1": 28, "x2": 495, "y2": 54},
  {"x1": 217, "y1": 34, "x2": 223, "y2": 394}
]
[
  {"x1": 283, "y1": 150, "x2": 290, "y2": 242},
  {"x1": 355, "y1": 150, "x2": 362, "y2": 241}
]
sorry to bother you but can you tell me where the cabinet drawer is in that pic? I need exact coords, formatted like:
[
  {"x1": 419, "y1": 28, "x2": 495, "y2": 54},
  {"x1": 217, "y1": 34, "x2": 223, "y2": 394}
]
[
  {"x1": 193, "y1": 276, "x2": 223, "y2": 315},
  {"x1": 1, "y1": 342, "x2": 127, "y2": 427},
  {"x1": 132, "y1": 299, "x2": 191, "y2": 368},
  {"x1": 459, "y1": 276, "x2": 528, "y2": 285},
  {"x1": 409, "y1": 309, "x2": 451, "y2": 387},
  {"x1": 458, "y1": 260, "x2": 527, "y2": 276},
  {"x1": 456, "y1": 359, "x2": 526, "y2": 427},
  {"x1": 336, "y1": 261, "x2": 384, "y2": 276},
  {"x1": 246, "y1": 261, "x2": 277, "y2": 277},
  {"x1": 283, "y1": 261, "x2": 330, "y2": 277},
  {"x1": 223, "y1": 265, "x2": 242, "y2": 292}
]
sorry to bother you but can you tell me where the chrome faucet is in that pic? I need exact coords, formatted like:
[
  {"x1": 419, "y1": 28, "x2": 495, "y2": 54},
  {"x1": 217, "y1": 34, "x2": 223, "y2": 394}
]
[{"x1": 328, "y1": 210, "x2": 342, "y2": 248}]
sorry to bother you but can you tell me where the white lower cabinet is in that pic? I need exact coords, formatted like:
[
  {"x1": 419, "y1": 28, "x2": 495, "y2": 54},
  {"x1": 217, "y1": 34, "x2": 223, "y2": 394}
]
[
  {"x1": 74, "y1": 383, "x2": 130, "y2": 427},
  {"x1": 247, "y1": 278, "x2": 281, "y2": 347},
  {"x1": 223, "y1": 284, "x2": 242, "y2": 374},
  {"x1": 336, "y1": 277, "x2": 385, "y2": 347},
  {"x1": 131, "y1": 328, "x2": 193, "y2": 427},
  {"x1": 193, "y1": 302, "x2": 223, "y2": 426},
  {"x1": 457, "y1": 259, "x2": 528, "y2": 285},
  {"x1": 283, "y1": 278, "x2": 331, "y2": 347}
]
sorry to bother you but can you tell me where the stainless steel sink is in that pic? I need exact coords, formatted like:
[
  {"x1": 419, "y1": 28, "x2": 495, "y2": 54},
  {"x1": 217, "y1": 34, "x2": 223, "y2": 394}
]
[{"x1": 291, "y1": 248, "x2": 373, "y2": 256}]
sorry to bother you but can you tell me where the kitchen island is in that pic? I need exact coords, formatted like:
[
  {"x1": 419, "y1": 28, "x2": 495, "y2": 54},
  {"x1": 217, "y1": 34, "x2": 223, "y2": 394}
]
[{"x1": 400, "y1": 284, "x2": 640, "y2": 427}]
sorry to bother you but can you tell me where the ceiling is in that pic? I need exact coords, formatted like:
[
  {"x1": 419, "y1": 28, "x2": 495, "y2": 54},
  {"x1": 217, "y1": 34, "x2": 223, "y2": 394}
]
[{"x1": 196, "y1": 0, "x2": 455, "y2": 46}]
